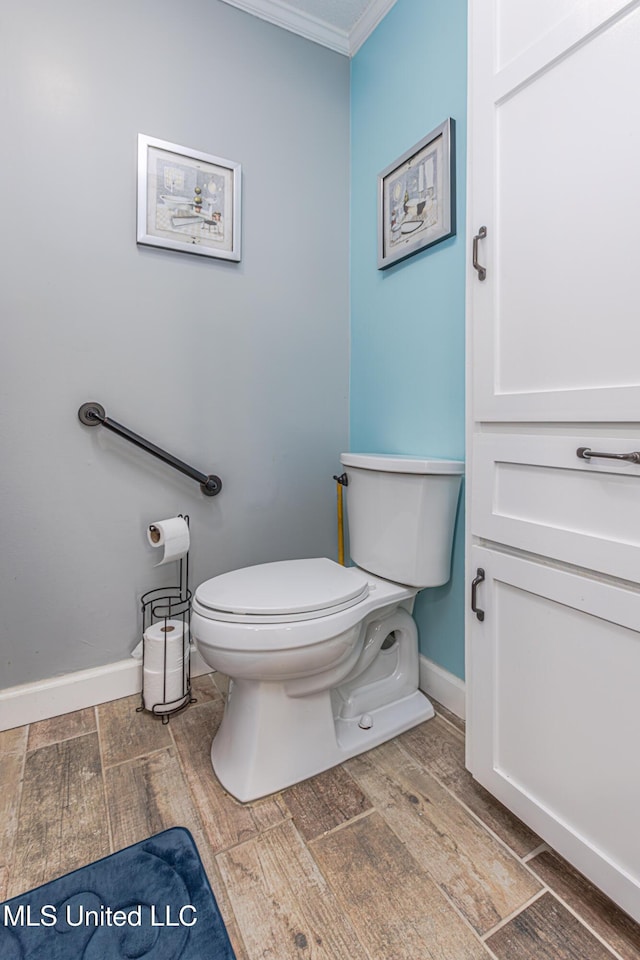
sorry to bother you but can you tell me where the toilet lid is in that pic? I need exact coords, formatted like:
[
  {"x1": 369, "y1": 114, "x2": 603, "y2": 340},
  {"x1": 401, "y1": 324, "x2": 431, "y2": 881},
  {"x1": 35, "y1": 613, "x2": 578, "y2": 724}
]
[{"x1": 194, "y1": 558, "x2": 369, "y2": 621}]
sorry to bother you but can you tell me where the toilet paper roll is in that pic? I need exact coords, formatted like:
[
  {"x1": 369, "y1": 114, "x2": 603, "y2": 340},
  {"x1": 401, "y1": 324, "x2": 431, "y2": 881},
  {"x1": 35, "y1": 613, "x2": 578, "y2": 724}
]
[
  {"x1": 143, "y1": 619, "x2": 188, "y2": 673},
  {"x1": 147, "y1": 517, "x2": 190, "y2": 566},
  {"x1": 143, "y1": 661, "x2": 188, "y2": 712},
  {"x1": 142, "y1": 618, "x2": 190, "y2": 711}
]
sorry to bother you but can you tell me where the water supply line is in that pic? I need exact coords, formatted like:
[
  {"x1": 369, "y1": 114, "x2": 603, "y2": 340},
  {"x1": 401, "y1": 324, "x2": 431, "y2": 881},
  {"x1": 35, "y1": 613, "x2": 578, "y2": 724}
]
[{"x1": 333, "y1": 472, "x2": 348, "y2": 565}]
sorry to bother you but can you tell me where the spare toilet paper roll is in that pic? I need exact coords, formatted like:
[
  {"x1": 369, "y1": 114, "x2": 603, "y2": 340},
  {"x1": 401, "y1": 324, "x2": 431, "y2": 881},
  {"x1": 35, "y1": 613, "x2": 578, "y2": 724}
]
[
  {"x1": 143, "y1": 619, "x2": 189, "y2": 711},
  {"x1": 147, "y1": 516, "x2": 190, "y2": 566},
  {"x1": 143, "y1": 661, "x2": 188, "y2": 712},
  {"x1": 143, "y1": 619, "x2": 188, "y2": 673}
]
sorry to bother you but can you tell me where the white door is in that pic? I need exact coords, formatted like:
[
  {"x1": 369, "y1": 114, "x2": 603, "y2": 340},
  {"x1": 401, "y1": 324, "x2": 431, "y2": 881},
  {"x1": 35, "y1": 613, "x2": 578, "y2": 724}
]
[
  {"x1": 468, "y1": 546, "x2": 640, "y2": 921},
  {"x1": 467, "y1": 0, "x2": 640, "y2": 921},
  {"x1": 469, "y1": 0, "x2": 640, "y2": 421}
]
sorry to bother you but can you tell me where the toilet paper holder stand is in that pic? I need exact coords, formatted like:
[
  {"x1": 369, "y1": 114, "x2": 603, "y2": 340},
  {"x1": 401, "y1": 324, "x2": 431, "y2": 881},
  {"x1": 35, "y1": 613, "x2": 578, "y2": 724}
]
[{"x1": 137, "y1": 519, "x2": 195, "y2": 723}]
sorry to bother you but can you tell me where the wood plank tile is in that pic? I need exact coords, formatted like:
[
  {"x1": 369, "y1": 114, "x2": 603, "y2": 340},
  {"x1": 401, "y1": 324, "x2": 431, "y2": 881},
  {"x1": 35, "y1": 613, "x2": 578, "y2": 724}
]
[
  {"x1": 104, "y1": 745, "x2": 248, "y2": 960},
  {"x1": 169, "y1": 700, "x2": 288, "y2": 853},
  {"x1": 311, "y1": 811, "x2": 489, "y2": 959},
  {"x1": 487, "y1": 891, "x2": 617, "y2": 960},
  {"x1": 430, "y1": 697, "x2": 466, "y2": 734},
  {"x1": 105, "y1": 745, "x2": 208, "y2": 853},
  {"x1": 0, "y1": 727, "x2": 28, "y2": 879},
  {"x1": 0, "y1": 865, "x2": 7, "y2": 901},
  {"x1": 212, "y1": 671, "x2": 230, "y2": 699},
  {"x1": 528, "y1": 850, "x2": 640, "y2": 960},
  {"x1": 8, "y1": 732, "x2": 110, "y2": 897},
  {"x1": 97, "y1": 693, "x2": 172, "y2": 766},
  {"x1": 27, "y1": 707, "x2": 96, "y2": 752},
  {"x1": 217, "y1": 819, "x2": 369, "y2": 960},
  {"x1": 398, "y1": 716, "x2": 541, "y2": 857},
  {"x1": 346, "y1": 740, "x2": 540, "y2": 935},
  {"x1": 281, "y1": 764, "x2": 372, "y2": 841},
  {"x1": 189, "y1": 672, "x2": 222, "y2": 704}
]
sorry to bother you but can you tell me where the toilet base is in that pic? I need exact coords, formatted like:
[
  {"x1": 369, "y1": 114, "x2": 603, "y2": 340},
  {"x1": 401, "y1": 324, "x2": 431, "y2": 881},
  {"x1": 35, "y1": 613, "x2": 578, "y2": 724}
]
[{"x1": 210, "y1": 680, "x2": 434, "y2": 803}]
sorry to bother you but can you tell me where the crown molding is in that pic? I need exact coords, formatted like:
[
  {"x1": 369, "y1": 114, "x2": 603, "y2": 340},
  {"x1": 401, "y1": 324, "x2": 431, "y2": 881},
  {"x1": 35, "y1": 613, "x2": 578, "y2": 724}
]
[
  {"x1": 349, "y1": 0, "x2": 398, "y2": 55},
  {"x1": 219, "y1": 0, "x2": 398, "y2": 56},
  {"x1": 219, "y1": 0, "x2": 350, "y2": 55}
]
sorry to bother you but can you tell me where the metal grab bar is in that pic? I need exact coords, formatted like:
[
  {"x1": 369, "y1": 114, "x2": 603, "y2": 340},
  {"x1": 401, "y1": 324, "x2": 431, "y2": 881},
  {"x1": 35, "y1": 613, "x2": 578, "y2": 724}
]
[
  {"x1": 576, "y1": 446, "x2": 640, "y2": 465},
  {"x1": 78, "y1": 402, "x2": 222, "y2": 496}
]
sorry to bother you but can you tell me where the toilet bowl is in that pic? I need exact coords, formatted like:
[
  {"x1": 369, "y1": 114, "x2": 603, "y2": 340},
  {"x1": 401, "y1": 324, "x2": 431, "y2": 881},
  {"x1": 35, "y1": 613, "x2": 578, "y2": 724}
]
[{"x1": 191, "y1": 452, "x2": 464, "y2": 802}]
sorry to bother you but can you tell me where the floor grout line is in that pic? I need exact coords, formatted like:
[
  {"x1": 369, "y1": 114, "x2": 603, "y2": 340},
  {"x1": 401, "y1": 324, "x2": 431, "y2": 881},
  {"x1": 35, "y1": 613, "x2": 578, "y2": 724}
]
[
  {"x1": 431, "y1": 706, "x2": 466, "y2": 738},
  {"x1": 390, "y1": 734, "x2": 638, "y2": 958},
  {"x1": 481, "y1": 887, "x2": 548, "y2": 941},
  {"x1": 213, "y1": 810, "x2": 294, "y2": 858},
  {"x1": 523, "y1": 865, "x2": 634, "y2": 960},
  {"x1": 26, "y1": 726, "x2": 98, "y2": 753},
  {"x1": 94, "y1": 706, "x2": 115, "y2": 854},
  {"x1": 101, "y1": 744, "x2": 174, "y2": 771},
  {"x1": 392, "y1": 736, "x2": 543, "y2": 865},
  {"x1": 4, "y1": 724, "x2": 30, "y2": 898},
  {"x1": 299, "y1": 815, "x2": 417, "y2": 960},
  {"x1": 522, "y1": 841, "x2": 551, "y2": 862},
  {"x1": 342, "y1": 770, "x2": 515, "y2": 951},
  {"x1": 395, "y1": 734, "x2": 634, "y2": 960},
  {"x1": 306, "y1": 806, "x2": 376, "y2": 844},
  {"x1": 164, "y1": 697, "x2": 292, "y2": 862},
  {"x1": 162, "y1": 711, "x2": 252, "y2": 960},
  {"x1": 349, "y1": 738, "x2": 640, "y2": 959},
  {"x1": 541, "y1": 889, "x2": 628, "y2": 960},
  {"x1": 481, "y1": 946, "x2": 501, "y2": 960}
]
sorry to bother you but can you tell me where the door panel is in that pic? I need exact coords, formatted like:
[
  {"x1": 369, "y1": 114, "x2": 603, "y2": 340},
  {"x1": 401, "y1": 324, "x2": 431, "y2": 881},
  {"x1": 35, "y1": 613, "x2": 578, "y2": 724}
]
[
  {"x1": 467, "y1": 547, "x2": 640, "y2": 919},
  {"x1": 496, "y1": 0, "x2": 582, "y2": 69},
  {"x1": 473, "y1": 433, "x2": 640, "y2": 580},
  {"x1": 471, "y1": 0, "x2": 640, "y2": 420},
  {"x1": 467, "y1": 0, "x2": 640, "y2": 923}
]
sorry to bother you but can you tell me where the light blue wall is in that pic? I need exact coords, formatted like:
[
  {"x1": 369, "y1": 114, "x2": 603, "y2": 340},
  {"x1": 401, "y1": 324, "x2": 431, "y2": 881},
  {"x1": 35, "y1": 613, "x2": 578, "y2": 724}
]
[{"x1": 350, "y1": 0, "x2": 467, "y2": 678}]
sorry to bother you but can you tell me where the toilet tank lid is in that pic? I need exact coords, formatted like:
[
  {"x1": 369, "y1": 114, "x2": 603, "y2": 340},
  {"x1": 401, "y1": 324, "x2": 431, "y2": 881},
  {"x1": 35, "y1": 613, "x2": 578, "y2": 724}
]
[
  {"x1": 194, "y1": 558, "x2": 369, "y2": 617},
  {"x1": 340, "y1": 452, "x2": 464, "y2": 475}
]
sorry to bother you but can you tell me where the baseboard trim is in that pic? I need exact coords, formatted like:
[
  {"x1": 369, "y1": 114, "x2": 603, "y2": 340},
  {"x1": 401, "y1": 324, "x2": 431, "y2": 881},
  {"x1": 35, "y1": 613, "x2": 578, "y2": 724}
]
[
  {"x1": 419, "y1": 655, "x2": 466, "y2": 720},
  {"x1": 0, "y1": 647, "x2": 211, "y2": 732},
  {"x1": 1, "y1": 650, "x2": 461, "y2": 732}
]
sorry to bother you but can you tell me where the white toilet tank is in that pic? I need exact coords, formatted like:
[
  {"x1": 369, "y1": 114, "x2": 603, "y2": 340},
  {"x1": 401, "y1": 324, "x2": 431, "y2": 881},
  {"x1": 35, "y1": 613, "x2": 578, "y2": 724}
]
[{"x1": 340, "y1": 453, "x2": 464, "y2": 588}]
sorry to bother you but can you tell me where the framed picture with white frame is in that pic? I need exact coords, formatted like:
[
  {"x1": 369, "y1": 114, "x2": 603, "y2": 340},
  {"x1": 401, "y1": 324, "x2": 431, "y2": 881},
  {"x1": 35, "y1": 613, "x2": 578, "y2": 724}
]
[
  {"x1": 137, "y1": 134, "x2": 242, "y2": 262},
  {"x1": 377, "y1": 118, "x2": 455, "y2": 269}
]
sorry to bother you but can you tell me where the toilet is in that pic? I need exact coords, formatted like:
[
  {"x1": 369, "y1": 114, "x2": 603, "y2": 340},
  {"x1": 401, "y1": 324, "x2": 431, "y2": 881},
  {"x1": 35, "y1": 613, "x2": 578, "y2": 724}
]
[{"x1": 191, "y1": 452, "x2": 463, "y2": 802}]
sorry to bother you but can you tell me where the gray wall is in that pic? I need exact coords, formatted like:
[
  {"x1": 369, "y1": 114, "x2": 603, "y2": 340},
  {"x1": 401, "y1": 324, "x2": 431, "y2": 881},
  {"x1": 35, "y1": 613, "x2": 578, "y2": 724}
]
[{"x1": 0, "y1": 0, "x2": 350, "y2": 688}]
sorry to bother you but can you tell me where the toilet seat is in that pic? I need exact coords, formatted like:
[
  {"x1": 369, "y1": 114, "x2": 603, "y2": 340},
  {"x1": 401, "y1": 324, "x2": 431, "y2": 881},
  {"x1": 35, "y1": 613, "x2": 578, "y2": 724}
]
[{"x1": 193, "y1": 557, "x2": 370, "y2": 624}]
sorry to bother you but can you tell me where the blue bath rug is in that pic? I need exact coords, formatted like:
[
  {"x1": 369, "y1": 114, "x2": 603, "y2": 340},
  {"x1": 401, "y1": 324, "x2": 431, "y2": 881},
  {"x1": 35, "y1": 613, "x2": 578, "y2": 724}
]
[{"x1": 0, "y1": 827, "x2": 236, "y2": 959}]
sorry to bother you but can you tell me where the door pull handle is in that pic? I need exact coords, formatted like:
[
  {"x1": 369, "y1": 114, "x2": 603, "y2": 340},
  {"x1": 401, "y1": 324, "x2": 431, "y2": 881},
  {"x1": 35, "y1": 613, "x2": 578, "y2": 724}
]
[
  {"x1": 471, "y1": 567, "x2": 485, "y2": 622},
  {"x1": 577, "y1": 447, "x2": 640, "y2": 464},
  {"x1": 472, "y1": 226, "x2": 487, "y2": 281}
]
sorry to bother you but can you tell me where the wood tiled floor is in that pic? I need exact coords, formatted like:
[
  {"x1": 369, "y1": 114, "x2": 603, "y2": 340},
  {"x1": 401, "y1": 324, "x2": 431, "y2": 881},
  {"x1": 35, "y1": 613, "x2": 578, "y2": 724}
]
[{"x1": 2, "y1": 674, "x2": 640, "y2": 960}]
